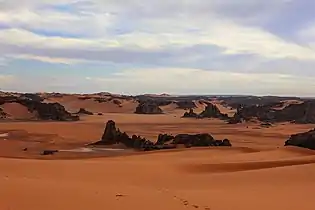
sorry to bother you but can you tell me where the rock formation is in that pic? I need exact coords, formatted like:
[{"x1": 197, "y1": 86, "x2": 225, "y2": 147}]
[
  {"x1": 93, "y1": 120, "x2": 154, "y2": 149},
  {"x1": 92, "y1": 120, "x2": 232, "y2": 151},
  {"x1": 0, "y1": 96, "x2": 79, "y2": 121},
  {"x1": 76, "y1": 108, "x2": 93, "y2": 115},
  {"x1": 285, "y1": 129, "x2": 315, "y2": 150},
  {"x1": 199, "y1": 104, "x2": 229, "y2": 119},
  {"x1": 41, "y1": 150, "x2": 59, "y2": 155},
  {"x1": 181, "y1": 103, "x2": 228, "y2": 120},
  {"x1": 100, "y1": 120, "x2": 120, "y2": 144},
  {"x1": 182, "y1": 108, "x2": 199, "y2": 118},
  {"x1": 135, "y1": 101, "x2": 163, "y2": 114},
  {"x1": 229, "y1": 100, "x2": 315, "y2": 124},
  {"x1": 25, "y1": 102, "x2": 79, "y2": 121}
]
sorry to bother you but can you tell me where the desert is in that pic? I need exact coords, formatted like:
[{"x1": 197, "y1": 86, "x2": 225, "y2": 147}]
[
  {"x1": 1, "y1": 92, "x2": 315, "y2": 210},
  {"x1": 2, "y1": 1, "x2": 315, "y2": 209}
]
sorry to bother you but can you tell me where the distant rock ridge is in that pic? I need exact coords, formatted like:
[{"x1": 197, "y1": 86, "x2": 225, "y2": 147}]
[
  {"x1": 182, "y1": 103, "x2": 228, "y2": 120},
  {"x1": 0, "y1": 96, "x2": 79, "y2": 121},
  {"x1": 91, "y1": 120, "x2": 232, "y2": 151},
  {"x1": 228, "y1": 100, "x2": 315, "y2": 124},
  {"x1": 134, "y1": 101, "x2": 163, "y2": 114}
]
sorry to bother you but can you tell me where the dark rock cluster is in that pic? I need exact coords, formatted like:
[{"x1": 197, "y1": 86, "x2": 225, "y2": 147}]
[
  {"x1": 229, "y1": 100, "x2": 315, "y2": 124},
  {"x1": 182, "y1": 104, "x2": 228, "y2": 120},
  {"x1": 285, "y1": 129, "x2": 315, "y2": 150},
  {"x1": 135, "y1": 101, "x2": 163, "y2": 114},
  {"x1": 182, "y1": 109, "x2": 199, "y2": 118},
  {"x1": 199, "y1": 103, "x2": 229, "y2": 119},
  {"x1": 0, "y1": 96, "x2": 79, "y2": 121},
  {"x1": 91, "y1": 120, "x2": 232, "y2": 151}
]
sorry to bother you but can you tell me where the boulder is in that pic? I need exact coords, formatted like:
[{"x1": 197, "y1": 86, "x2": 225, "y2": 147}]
[
  {"x1": 113, "y1": 99, "x2": 122, "y2": 106},
  {"x1": 284, "y1": 129, "x2": 315, "y2": 150},
  {"x1": 41, "y1": 150, "x2": 59, "y2": 155},
  {"x1": 135, "y1": 102, "x2": 163, "y2": 114}
]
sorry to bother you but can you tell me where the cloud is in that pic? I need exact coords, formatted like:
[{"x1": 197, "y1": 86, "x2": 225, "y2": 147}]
[{"x1": 0, "y1": 0, "x2": 315, "y2": 64}]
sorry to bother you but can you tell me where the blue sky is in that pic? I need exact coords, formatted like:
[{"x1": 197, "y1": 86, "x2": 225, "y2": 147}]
[{"x1": 0, "y1": 0, "x2": 315, "y2": 96}]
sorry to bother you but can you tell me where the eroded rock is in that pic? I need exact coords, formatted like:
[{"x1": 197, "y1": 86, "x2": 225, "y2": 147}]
[
  {"x1": 135, "y1": 101, "x2": 163, "y2": 114},
  {"x1": 285, "y1": 129, "x2": 315, "y2": 150}
]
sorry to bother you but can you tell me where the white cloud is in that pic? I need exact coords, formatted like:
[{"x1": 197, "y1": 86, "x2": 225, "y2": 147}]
[
  {"x1": 9, "y1": 54, "x2": 82, "y2": 64},
  {"x1": 0, "y1": 0, "x2": 314, "y2": 63}
]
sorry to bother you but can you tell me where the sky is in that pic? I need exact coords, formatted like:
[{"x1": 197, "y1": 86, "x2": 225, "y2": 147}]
[{"x1": 1, "y1": 0, "x2": 315, "y2": 96}]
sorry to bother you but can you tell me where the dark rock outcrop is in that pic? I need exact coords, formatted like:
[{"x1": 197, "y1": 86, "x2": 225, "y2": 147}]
[
  {"x1": 285, "y1": 129, "x2": 315, "y2": 150},
  {"x1": 100, "y1": 120, "x2": 120, "y2": 145},
  {"x1": 41, "y1": 150, "x2": 59, "y2": 155},
  {"x1": 182, "y1": 109, "x2": 199, "y2": 118},
  {"x1": 21, "y1": 93, "x2": 44, "y2": 102},
  {"x1": 26, "y1": 102, "x2": 79, "y2": 121},
  {"x1": 156, "y1": 134, "x2": 175, "y2": 145},
  {"x1": 135, "y1": 102, "x2": 163, "y2": 114},
  {"x1": 92, "y1": 120, "x2": 232, "y2": 151},
  {"x1": 113, "y1": 99, "x2": 122, "y2": 106},
  {"x1": 229, "y1": 100, "x2": 315, "y2": 124},
  {"x1": 199, "y1": 104, "x2": 229, "y2": 119},
  {"x1": 92, "y1": 120, "x2": 154, "y2": 150},
  {"x1": 0, "y1": 96, "x2": 79, "y2": 121},
  {"x1": 182, "y1": 103, "x2": 228, "y2": 120},
  {"x1": 76, "y1": 108, "x2": 93, "y2": 115}
]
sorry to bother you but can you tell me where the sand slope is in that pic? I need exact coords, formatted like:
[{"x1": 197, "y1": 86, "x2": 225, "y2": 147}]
[
  {"x1": 1, "y1": 147, "x2": 315, "y2": 210},
  {"x1": 0, "y1": 102, "x2": 35, "y2": 120}
]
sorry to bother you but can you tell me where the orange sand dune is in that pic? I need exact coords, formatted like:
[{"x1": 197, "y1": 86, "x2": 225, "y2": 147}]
[
  {"x1": 1, "y1": 148, "x2": 315, "y2": 210},
  {"x1": 0, "y1": 102, "x2": 36, "y2": 120},
  {"x1": 1, "y1": 113, "x2": 315, "y2": 209},
  {"x1": 45, "y1": 95, "x2": 138, "y2": 113}
]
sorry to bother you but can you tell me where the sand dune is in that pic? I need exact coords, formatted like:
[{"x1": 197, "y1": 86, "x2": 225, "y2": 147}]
[
  {"x1": 1, "y1": 108, "x2": 315, "y2": 209},
  {"x1": 0, "y1": 102, "x2": 35, "y2": 120},
  {"x1": 1, "y1": 147, "x2": 315, "y2": 210},
  {"x1": 45, "y1": 95, "x2": 138, "y2": 114}
]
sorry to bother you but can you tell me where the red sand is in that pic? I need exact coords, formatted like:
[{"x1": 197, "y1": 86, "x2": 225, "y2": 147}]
[{"x1": 0, "y1": 102, "x2": 35, "y2": 120}]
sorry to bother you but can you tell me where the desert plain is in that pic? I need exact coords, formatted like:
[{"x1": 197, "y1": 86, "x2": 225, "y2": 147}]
[{"x1": 1, "y1": 93, "x2": 315, "y2": 210}]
